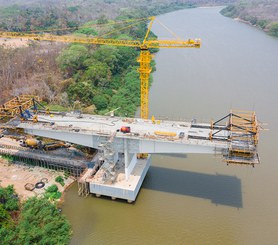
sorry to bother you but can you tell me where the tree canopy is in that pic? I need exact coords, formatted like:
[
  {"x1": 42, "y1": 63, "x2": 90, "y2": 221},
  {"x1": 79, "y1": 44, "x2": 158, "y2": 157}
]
[{"x1": 0, "y1": 186, "x2": 71, "y2": 245}]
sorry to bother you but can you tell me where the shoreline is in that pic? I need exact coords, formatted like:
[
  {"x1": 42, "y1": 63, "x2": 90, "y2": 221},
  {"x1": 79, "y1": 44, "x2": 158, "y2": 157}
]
[
  {"x1": 0, "y1": 157, "x2": 76, "y2": 202},
  {"x1": 233, "y1": 17, "x2": 273, "y2": 36}
]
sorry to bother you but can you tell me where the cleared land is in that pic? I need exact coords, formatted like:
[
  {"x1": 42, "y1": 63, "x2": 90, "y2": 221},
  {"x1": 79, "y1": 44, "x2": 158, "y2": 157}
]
[
  {"x1": 0, "y1": 38, "x2": 29, "y2": 48},
  {"x1": 0, "y1": 158, "x2": 75, "y2": 200}
]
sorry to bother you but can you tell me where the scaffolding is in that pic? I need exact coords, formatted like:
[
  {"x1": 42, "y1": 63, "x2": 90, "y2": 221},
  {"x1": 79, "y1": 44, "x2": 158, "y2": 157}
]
[
  {"x1": 77, "y1": 179, "x2": 90, "y2": 197},
  {"x1": 191, "y1": 110, "x2": 260, "y2": 165},
  {"x1": 0, "y1": 144, "x2": 86, "y2": 177},
  {"x1": 225, "y1": 110, "x2": 259, "y2": 165},
  {"x1": 0, "y1": 95, "x2": 41, "y2": 119}
]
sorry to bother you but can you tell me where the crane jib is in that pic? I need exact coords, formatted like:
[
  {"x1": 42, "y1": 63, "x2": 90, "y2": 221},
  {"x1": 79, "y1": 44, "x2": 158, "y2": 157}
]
[{"x1": 0, "y1": 29, "x2": 201, "y2": 119}]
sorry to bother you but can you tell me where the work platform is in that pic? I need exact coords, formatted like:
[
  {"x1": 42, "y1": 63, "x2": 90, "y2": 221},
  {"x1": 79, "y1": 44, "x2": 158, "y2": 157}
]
[{"x1": 12, "y1": 110, "x2": 260, "y2": 202}]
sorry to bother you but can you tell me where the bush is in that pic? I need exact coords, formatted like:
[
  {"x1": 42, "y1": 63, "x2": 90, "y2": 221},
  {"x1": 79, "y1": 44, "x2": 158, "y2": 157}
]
[
  {"x1": 0, "y1": 185, "x2": 19, "y2": 211},
  {"x1": 0, "y1": 204, "x2": 10, "y2": 227},
  {"x1": 93, "y1": 95, "x2": 109, "y2": 111},
  {"x1": 44, "y1": 184, "x2": 61, "y2": 200},
  {"x1": 55, "y1": 176, "x2": 65, "y2": 186},
  {"x1": 46, "y1": 184, "x2": 58, "y2": 193}
]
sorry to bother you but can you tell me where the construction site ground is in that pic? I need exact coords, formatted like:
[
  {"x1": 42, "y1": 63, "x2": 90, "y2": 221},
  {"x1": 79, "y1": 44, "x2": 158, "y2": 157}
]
[
  {"x1": 0, "y1": 135, "x2": 92, "y2": 201},
  {"x1": 0, "y1": 157, "x2": 75, "y2": 200}
]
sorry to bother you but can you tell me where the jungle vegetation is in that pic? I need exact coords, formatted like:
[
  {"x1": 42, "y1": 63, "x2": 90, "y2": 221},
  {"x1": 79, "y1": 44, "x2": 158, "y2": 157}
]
[
  {"x1": 0, "y1": 185, "x2": 71, "y2": 245},
  {"x1": 0, "y1": 0, "x2": 237, "y2": 114},
  {"x1": 221, "y1": 0, "x2": 278, "y2": 37}
]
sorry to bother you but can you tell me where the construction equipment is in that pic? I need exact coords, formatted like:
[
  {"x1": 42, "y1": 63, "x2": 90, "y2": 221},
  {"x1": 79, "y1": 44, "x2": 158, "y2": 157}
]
[
  {"x1": 19, "y1": 138, "x2": 42, "y2": 149},
  {"x1": 19, "y1": 137, "x2": 69, "y2": 151},
  {"x1": 154, "y1": 131, "x2": 177, "y2": 137},
  {"x1": 120, "y1": 126, "x2": 131, "y2": 133},
  {"x1": 0, "y1": 16, "x2": 200, "y2": 119},
  {"x1": 43, "y1": 142, "x2": 70, "y2": 151},
  {"x1": 0, "y1": 95, "x2": 41, "y2": 119},
  {"x1": 104, "y1": 107, "x2": 120, "y2": 117}
]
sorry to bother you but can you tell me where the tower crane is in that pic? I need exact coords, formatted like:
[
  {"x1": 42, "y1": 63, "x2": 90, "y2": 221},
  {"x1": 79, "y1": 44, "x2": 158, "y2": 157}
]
[{"x1": 0, "y1": 16, "x2": 201, "y2": 119}]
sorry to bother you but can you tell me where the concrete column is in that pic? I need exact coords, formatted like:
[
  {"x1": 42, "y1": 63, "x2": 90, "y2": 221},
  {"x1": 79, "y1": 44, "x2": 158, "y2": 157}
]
[
  {"x1": 124, "y1": 138, "x2": 129, "y2": 180},
  {"x1": 114, "y1": 152, "x2": 119, "y2": 163}
]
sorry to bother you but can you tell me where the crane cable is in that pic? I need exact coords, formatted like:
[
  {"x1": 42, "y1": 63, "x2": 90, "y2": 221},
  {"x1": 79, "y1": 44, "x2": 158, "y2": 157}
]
[
  {"x1": 155, "y1": 18, "x2": 181, "y2": 41},
  {"x1": 23, "y1": 17, "x2": 151, "y2": 34},
  {"x1": 99, "y1": 18, "x2": 150, "y2": 38}
]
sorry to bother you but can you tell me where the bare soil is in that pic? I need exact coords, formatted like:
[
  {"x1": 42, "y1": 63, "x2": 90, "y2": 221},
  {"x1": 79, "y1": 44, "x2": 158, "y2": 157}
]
[
  {"x1": 0, "y1": 38, "x2": 29, "y2": 48},
  {"x1": 0, "y1": 157, "x2": 75, "y2": 200}
]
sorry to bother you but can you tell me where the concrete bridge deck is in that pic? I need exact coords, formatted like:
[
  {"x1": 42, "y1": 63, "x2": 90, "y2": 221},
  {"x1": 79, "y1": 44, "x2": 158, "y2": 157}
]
[{"x1": 18, "y1": 113, "x2": 230, "y2": 155}]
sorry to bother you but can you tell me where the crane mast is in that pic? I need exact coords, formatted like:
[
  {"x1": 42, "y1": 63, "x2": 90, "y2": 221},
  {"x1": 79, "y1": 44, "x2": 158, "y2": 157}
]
[{"x1": 0, "y1": 17, "x2": 201, "y2": 119}]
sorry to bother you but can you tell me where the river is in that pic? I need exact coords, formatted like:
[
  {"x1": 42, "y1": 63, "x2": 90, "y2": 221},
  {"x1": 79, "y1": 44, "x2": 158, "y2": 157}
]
[{"x1": 63, "y1": 7, "x2": 278, "y2": 245}]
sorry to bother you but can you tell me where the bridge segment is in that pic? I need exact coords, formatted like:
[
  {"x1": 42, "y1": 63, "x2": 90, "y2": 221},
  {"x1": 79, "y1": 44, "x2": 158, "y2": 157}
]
[{"x1": 17, "y1": 112, "x2": 259, "y2": 202}]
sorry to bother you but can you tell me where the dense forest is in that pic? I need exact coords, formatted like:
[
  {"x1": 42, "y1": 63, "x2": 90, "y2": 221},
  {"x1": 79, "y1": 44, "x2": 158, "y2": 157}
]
[
  {"x1": 1, "y1": 0, "x2": 231, "y2": 116},
  {"x1": 56, "y1": 17, "x2": 155, "y2": 116},
  {"x1": 221, "y1": 0, "x2": 278, "y2": 37},
  {"x1": 0, "y1": 0, "x2": 237, "y2": 32},
  {"x1": 0, "y1": 14, "x2": 157, "y2": 116},
  {"x1": 0, "y1": 185, "x2": 71, "y2": 244},
  {"x1": 0, "y1": 0, "x2": 238, "y2": 112},
  {"x1": 1, "y1": 0, "x2": 276, "y2": 114}
]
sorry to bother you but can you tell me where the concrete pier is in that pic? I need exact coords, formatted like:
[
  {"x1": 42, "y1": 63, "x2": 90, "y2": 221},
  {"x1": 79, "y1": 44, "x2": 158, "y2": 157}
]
[{"x1": 81, "y1": 155, "x2": 151, "y2": 202}]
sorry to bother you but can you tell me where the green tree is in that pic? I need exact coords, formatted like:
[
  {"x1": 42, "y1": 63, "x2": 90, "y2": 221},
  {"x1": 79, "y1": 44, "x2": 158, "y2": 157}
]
[
  {"x1": 57, "y1": 44, "x2": 89, "y2": 77},
  {"x1": 92, "y1": 46, "x2": 120, "y2": 74},
  {"x1": 75, "y1": 27, "x2": 98, "y2": 36},
  {"x1": 109, "y1": 68, "x2": 140, "y2": 117},
  {"x1": 269, "y1": 22, "x2": 278, "y2": 37},
  {"x1": 97, "y1": 15, "x2": 108, "y2": 24},
  {"x1": 44, "y1": 184, "x2": 61, "y2": 200},
  {"x1": 16, "y1": 197, "x2": 70, "y2": 244},
  {"x1": 55, "y1": 176, "x2": 65, "y2": 186},
  {"x1": 0, "y1": 185, "x2": 19, "y2": 211},
  {"x1": 83, "y1": 61, "x2": 111, "y2": 87},
  {"x1": 67, "y1": 81, "x2": 96, "y2": 104},
  {"x1": 0, "y1": 204, "x2": 10, "y2": 227},
  {"x1": 93, "y1": 95, "x2": 109, "y2": 111}
]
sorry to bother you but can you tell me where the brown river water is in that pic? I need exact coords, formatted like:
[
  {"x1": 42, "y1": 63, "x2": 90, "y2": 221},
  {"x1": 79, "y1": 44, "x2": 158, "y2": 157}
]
[{"x1": 63, "y1": 7, "x2": 278, "y2": 245}]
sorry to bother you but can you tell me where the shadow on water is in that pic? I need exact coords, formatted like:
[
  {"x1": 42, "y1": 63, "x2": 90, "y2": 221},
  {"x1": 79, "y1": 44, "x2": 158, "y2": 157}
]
[
  {"x1": 142, "y1": 166, "x2": 243, "y2": 208},
  {"x1": 159, "y1": 153, "x2": 187, "y2": 158}
]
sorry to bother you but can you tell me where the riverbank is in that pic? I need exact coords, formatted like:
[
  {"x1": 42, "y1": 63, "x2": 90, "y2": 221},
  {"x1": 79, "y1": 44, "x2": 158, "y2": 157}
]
[
  {"x1": 220, "y1": 3, "x2": 278, "y2": 37},
  {"x1": 0, "y1": 158, "x2": 75, "y2": 201}
]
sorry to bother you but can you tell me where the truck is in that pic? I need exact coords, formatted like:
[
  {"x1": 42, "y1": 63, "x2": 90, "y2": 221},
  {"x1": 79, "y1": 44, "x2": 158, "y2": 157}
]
[
  {"x1": 19, "y1": 138, "x2": 69, "y2": 150},
  {"x1": 19, "y1": 138, "x2": 42, "y2": 149}
]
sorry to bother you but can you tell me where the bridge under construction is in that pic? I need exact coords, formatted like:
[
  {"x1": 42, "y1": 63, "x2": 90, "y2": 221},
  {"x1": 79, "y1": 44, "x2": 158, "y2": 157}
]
[
  {"x1": 0, "y1": 15, "x2": 261, "y2": 202},
  {"x1": 10, "y1": 108, "x2": 259, "y2": 202}
]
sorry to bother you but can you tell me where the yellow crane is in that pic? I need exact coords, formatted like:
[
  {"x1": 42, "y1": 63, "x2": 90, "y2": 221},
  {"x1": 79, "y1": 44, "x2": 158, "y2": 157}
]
[{"x1": 0, "y1": 16, "x2": 200, "y2": 119}]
